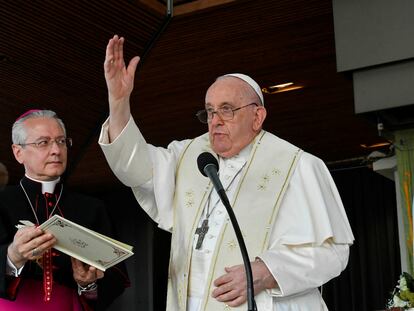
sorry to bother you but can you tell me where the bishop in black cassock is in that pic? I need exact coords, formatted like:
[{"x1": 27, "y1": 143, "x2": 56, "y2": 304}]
[
  {"x1": 0, "y1": 109, "x2": 129, "y2": 310},
  {"x1": 0, "y1": 177, "x2": 129, "y2": 310}
]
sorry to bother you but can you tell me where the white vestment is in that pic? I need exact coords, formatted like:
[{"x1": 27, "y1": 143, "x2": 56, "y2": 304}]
[{"x1": 99, "y1": 117, "x2": 354, "y2": 311}]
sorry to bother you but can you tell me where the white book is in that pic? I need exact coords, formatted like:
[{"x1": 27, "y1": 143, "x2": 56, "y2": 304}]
[{"x1": 17, "y1": 215, "x2": 134, "y2": 271}]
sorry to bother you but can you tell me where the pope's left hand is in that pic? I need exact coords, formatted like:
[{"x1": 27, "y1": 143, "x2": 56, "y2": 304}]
[
  {"x1": 212, "y1": 259, "x2": 277, "y2": 307},
  {"x1": 71, "y1": 257, "x2": 104, "y2": 287}
]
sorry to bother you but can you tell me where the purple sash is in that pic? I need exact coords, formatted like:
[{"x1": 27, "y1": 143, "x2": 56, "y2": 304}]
[{"x1": 0, "y1": 279, "x2": 82, "y2": 311}]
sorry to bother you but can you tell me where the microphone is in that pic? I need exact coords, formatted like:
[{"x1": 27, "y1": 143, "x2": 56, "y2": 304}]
[
  {"x1": 197, "y1": 152, "x2": 257, "y2": 311},
  {"x1": 197, "y1": 152, "x2": 228, "y2": 206}
]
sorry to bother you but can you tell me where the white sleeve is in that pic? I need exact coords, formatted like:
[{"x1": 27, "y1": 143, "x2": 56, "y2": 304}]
[
  {"x1": 99, "y1": 116, "x2": 153, "y2": 187},
  {"x1": 258, "y1": 152, "x2": 354, "y2": 297},
  {"x1": 6, "y1": 256, "x2": 24, "y2": 277},
  {"x1": 136, "y1": 140, "x2": 189, "y2": 231},
  {"x1": 260, "y1": 242, "x2": 349, "y2": 297},
  {"x1": 99, "y1": 116, "x2": 189, "y2": 231}
]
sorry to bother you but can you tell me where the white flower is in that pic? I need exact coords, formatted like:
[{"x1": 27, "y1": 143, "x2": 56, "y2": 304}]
[
  {"x1": 387, "y1": 272, "x2": 414, "y2": 309},
  {"x1": 393, "y1": 295, "x2": 409, "y2": 308},
  {"x1": 400, "y1": 276, "x2": 409, "y2": 291}
]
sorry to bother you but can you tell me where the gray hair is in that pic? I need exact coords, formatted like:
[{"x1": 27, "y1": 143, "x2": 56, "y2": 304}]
[{"x1": 12, "y1": 110, "x2": 66, "y2": 144}]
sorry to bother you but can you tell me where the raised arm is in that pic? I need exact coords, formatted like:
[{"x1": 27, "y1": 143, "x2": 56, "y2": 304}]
[{"x1": 104, "y1": 35, "x2": 140, "y2": 142}]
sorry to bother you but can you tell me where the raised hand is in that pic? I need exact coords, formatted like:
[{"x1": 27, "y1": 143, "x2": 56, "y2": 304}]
[{"x1": 104, "y1": 35, "x2": 140, "y2": 140}]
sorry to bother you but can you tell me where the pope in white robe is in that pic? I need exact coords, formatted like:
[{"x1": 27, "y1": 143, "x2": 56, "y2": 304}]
[{"x1": 99, "y1": 35, "x2": 354, "y2": 311}]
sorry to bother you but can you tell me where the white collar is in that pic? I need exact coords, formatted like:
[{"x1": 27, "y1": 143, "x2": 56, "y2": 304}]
[
  {"x1": 25, "y1": 174, "x2": 60, "y2": 194},
  {"x1": 220, "y1": 142, "x2": 253, "y2": 167}
]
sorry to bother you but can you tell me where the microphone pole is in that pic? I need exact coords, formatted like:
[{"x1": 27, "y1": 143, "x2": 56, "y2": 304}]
[{"x1": 198, "y1": 153, "x2": 257, "y2": 311}]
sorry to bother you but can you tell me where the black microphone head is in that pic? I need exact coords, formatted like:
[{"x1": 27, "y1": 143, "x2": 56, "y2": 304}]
[{"x1": 197, "y1": 152, "x2": 219, "y2": 177}]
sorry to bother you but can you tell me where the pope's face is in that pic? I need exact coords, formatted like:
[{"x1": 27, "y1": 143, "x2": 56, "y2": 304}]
[
  {"x1": 205, "y1": 78, "x2": 266, "y2": 158},
  {"x1": 12, "y1": 117, "x2": 67, "y2": 181}
]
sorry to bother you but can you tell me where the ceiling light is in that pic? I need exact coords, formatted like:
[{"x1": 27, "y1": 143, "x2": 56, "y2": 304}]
[
  {"x1": 262, "y1": 82, "x2": 304, "y2": 94},
  {"x1": 360, "y1": 142, "x2": 392, "y2": 149}
]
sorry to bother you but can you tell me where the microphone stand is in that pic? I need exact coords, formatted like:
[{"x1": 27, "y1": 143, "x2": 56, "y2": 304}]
[{"x1": 215, "y1": 188, "x2": 257, "y2": 311}]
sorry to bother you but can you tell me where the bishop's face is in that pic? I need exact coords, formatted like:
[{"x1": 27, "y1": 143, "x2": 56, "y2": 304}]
[{"x1": 12, "y1": 117, "x2": 68, "y2": 181}]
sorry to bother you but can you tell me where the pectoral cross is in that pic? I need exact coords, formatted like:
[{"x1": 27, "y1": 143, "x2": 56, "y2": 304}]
[{"x1": 195, "y1": 219, "x2": 209, "y2": 250}]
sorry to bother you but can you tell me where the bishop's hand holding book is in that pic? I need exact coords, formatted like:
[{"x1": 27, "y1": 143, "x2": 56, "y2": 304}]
[{"x1": 16, "y1": 214, "x2": 134, "y2": 271}]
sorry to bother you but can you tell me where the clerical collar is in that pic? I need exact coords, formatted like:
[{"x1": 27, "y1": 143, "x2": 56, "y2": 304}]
[{"x1": 25, "y1": 174, "x2": 60, "y2": 194}]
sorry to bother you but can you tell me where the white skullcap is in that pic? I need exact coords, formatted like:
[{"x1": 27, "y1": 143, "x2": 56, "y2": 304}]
[{"x1": 223, "y1": 73, "x2": 264, "y2": 106}]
